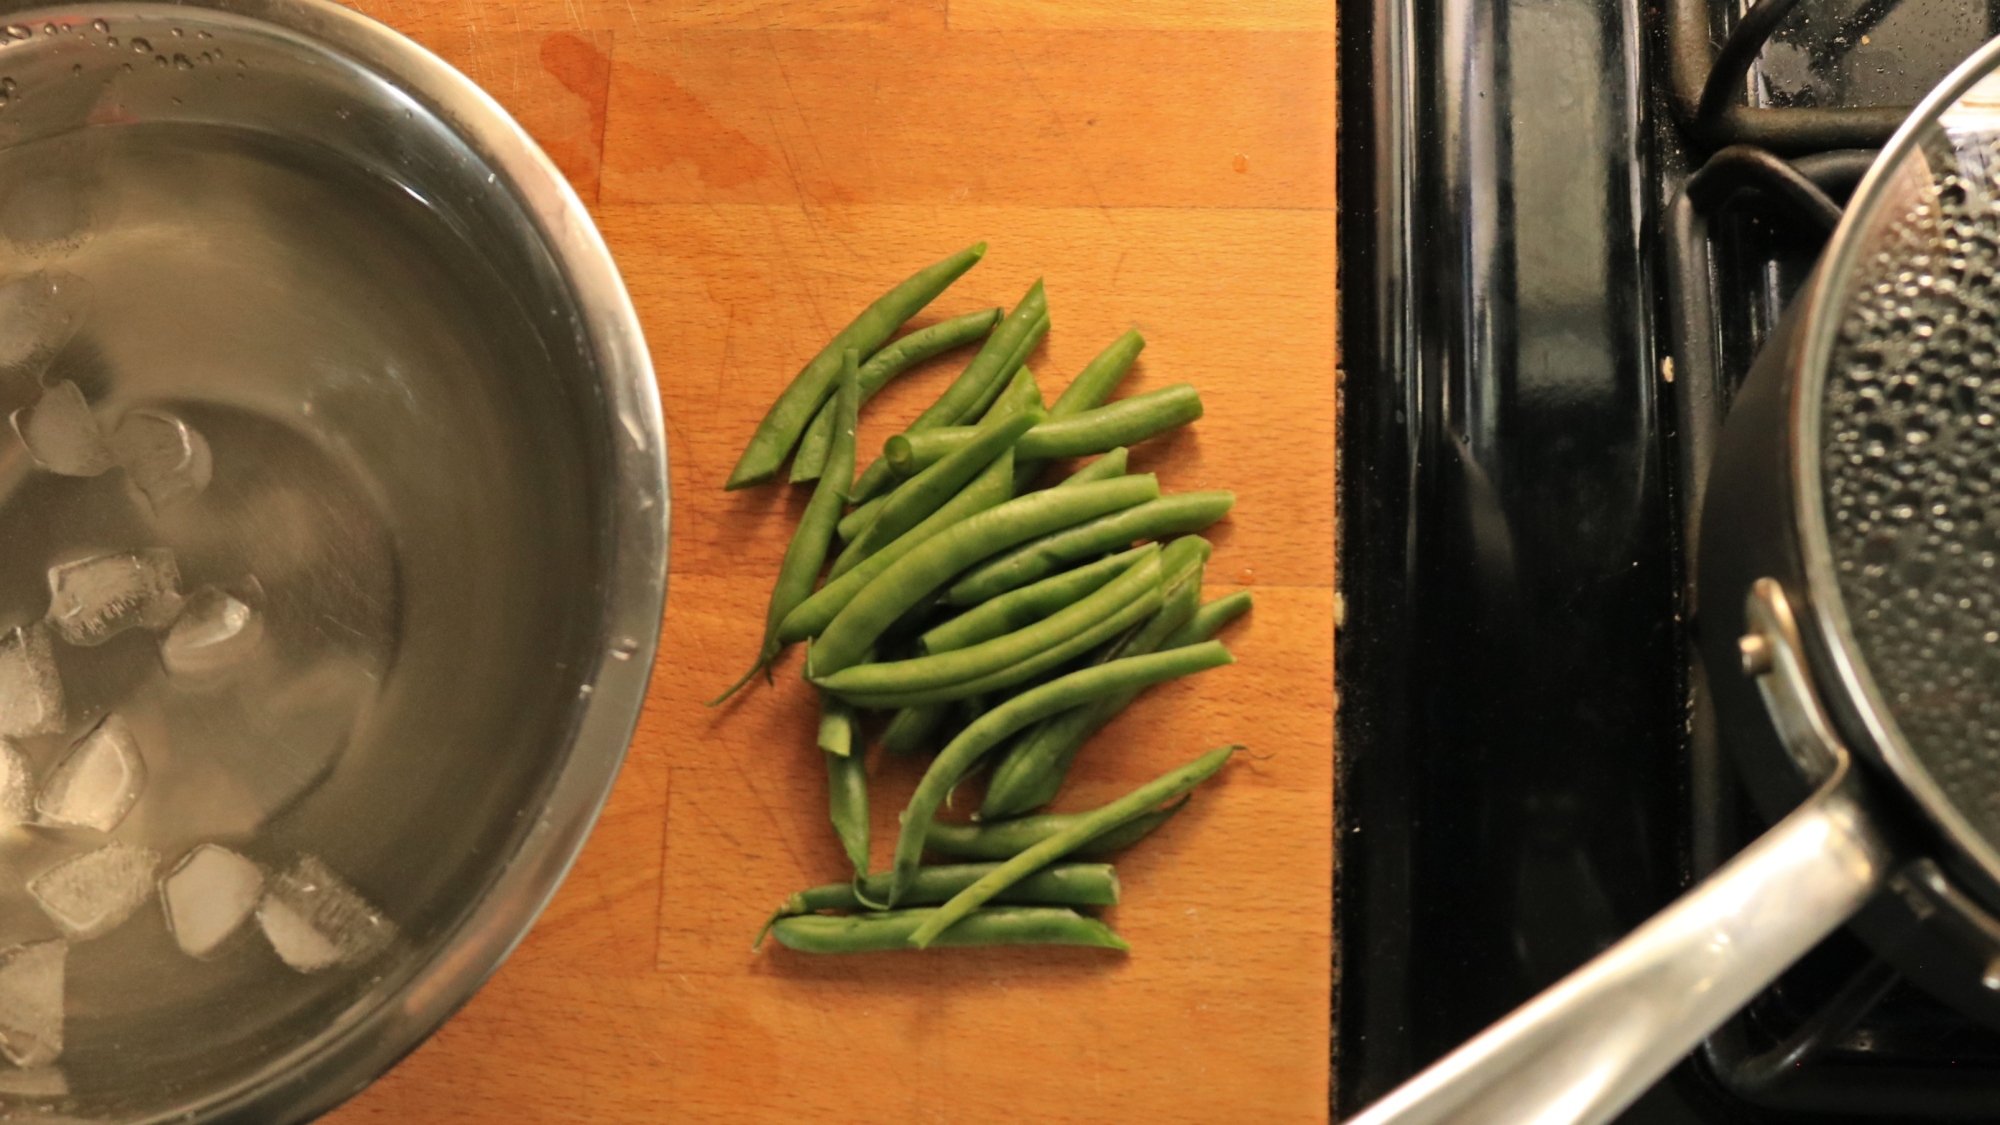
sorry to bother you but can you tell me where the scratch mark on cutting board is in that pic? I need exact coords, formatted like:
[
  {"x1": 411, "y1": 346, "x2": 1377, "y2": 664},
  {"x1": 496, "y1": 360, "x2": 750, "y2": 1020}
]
[
  {"x1": 998, "y1": 30, "x2": 1115, "y2": 226},
  {"x1": 652, "y1": 767, "x2": 674, "y2": 967},
  {"x1": 758, "y1": 124, "x2": 830, "y2": 340},
  {"x1": 539, "y1": 31, "x2": 614, "y2": 202},
  {"x1": 764, "y1": 37, "x2": 861, "y2": 259}
]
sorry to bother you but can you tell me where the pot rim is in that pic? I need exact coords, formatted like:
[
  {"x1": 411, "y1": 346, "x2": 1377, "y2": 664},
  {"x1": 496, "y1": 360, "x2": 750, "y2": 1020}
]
[{"x1": 1795, "y1": 35, "x2": 2000, "y2": 911}]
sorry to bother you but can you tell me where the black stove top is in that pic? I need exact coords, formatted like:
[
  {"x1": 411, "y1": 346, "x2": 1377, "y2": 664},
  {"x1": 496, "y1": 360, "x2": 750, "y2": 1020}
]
[{"x1": 1335, "y1": 1, "x2": 2000, "y2": 1121}]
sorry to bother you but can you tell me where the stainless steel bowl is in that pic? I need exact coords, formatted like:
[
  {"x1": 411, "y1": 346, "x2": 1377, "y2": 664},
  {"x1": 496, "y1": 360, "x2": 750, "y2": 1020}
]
[{"x1": 0, "y1": 0, "x2": 666, "y2": 1119}]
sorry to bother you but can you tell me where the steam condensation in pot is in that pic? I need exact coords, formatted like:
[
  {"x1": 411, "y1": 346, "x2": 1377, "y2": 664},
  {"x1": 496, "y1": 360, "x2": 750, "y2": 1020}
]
[{"x1": 1824, "y1": 123, "x2": 2000, "y2": 839}]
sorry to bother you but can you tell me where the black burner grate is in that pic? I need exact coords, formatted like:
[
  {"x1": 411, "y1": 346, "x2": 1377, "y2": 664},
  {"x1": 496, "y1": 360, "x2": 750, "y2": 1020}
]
[{"x1": 1338, "y1": 0, "x2": 2000, "y2": 1121}]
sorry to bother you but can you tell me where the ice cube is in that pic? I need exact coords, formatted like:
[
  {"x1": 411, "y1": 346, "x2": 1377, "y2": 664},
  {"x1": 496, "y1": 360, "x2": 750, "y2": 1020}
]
[
  {"x1": 10, "y1": 381, "x2": 112, "y2": 477},
  {"x1": 159, "y1": 587, "x2": 261, "y2": 679},
  {"x1": 109, "y1": 409, "x2": 212, "y2": 511},
  {"x1": 0, "y1": 940, "x2": 63, "y2": 1068},
  {"x1": 0, "y1": 624, "x2": 63, "y2": 738},
  {"x1": 160, "y1": 844, "x2": 263, "y2": 959},
  {"x1": 253, "y1": 899, "x2": 339, "y2": 972},
  {"x1": 0, "y1": 1065, "x2": 66, "y2": 1097},
  {"x1": 0, "y1": 739, "x2": 31, "y2": 829},
  {"x1": 255, "y1": 856, "x2": 394, "y2": 973},
  {"x1": 35, "y1": 715, "x2": 145, "y2": 832},
  {"x1": 30, "y1": 843, "x2": 159, "y2": 940},
  {"x1": 0, "y1": 271, "x2": 84, "y2": 374},
  {"x1": 45, "y1": 549, "x2": 183, "y2": 647}
]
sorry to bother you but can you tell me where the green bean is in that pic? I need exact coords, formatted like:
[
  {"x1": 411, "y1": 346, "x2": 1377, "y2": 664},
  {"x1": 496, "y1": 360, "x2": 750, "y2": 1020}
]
[
  {"x1": 817, "y1": 693, "x2": 857, "y2": 758},
  {"x1": 1054, "y1": 447, "x2": 1129, "y2": 487},
  {"x1": 881, "y1": 703, "x2": 950, "y2": 756},
  {"x1": 819, "y1": 696, "x2": 869, "y2": 877},
  {"x1": 1015, "y1": 433, "x2": 1130, "y2": 495},
  {"x1": 920, "y1": 546, "x2": 1153, "y2": 654},
  {"x1": 909, "y1": 745, "x2": 1237, "y2": 947},
  {"x1": 829, "y1": 410, "x2": 1039, "y2": 580},
  {"x1": 984, "y1": 580, "x2": 1246, "y2": 819},
  {"x1": 790, "y1": 307, "x2": 1003, "y2": 483},
  {"x1": 871, "y1": 541, "x2": 1193, "y2": 712},
  {"x1": 847, "y1": 461, "x2": 898, "y2": 516},
  {"x1": 852, "y1": 597, "x2": 1170, "y2": 709},
  {"x1": 768, "y1": 906, "x2": 1127, "y2": 954},
  {"x1": 818, "y1": 548, "x2": 1165, "y2": 704},
  {"x1": 886, "y1": 643, "x2": 1234, "y2": 904},
  {"x1": 1149, "y1": 532, "x2": 1214, "y2": 592},
  {"x1": 1169, "y1": 590, "x2": 1253, "y2": 647},
  {"x1": 945, "y1": 490, "x2": 1234, "y2": 606},
  {"x1": 849, "y1": 279, "x2": 1046, "y2": 504},
  {"x1": 959, "y1": 313, "x2": 1047, "y2": 422},
  {"x1": 1033, "y1": 382, "x2": 1199, "y2": 450},
  {"x1": 983, "y1": 580, "x2": 1205, "y2": 818},
  {"x1": 981, "y1": 364, "x2": 1045, "y2": 423},
  {"x1": 828, "y1": 564, "x2": 1168, "y2": 704},
  {"x1": 888, "y1": 384, "x2": 1203, "y2": 478},
  {"x1": 924, "y1": 796, "x2": 1192, "y2": 861},
  {"x1": 836, "y1": 491, "x2": 889, "y2": 543},
  {"x1": 773, "y1": 862, "x2": 1119, "y2": 919},
  {"x1": 709, "y1": 353, "x2": 863, "y2": 704},
  {"x1": 917, "y1": 279, "x2": 1045, "y2": 431},
  {"x1": 1051, "y1": 329, "x2": 1145, "y2": 416},
  {"x1": 972, "y1": 366, "x2": 1051, "y2": 541},
  {"x1": 807, "y1": 476, "x2": 1162, "y2": 677},
  {"x1": 755, "y1": 860, "x2": 1109, "y2": 945},
  {"x1": 837, "y1": 362, "x2": 1041, "y2": 547},
  {"x1": 726, "y1": 243, "x2": 984, "y2": 489},
  {"x1": 778, "y1": 448, "x2": 1019, "y2": 644},
  {"x1": 1009, "y1": 334, "x2": 1135, "y2": 492}
]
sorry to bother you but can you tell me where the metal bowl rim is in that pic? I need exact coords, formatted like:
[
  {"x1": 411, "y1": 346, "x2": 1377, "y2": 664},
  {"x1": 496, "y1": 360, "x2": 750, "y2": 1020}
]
[{"x1": 0, "y1": 0, "x2": 670, "y2": 1119}]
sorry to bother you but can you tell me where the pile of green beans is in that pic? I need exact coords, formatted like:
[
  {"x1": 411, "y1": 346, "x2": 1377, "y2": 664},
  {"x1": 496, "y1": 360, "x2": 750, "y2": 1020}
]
[
  {"x1": 885, "y1": 384, "x2": 1204, "y2": 478},
  {"x1": 715, "y1": 248, "x2": 1255, "y2": 955}
]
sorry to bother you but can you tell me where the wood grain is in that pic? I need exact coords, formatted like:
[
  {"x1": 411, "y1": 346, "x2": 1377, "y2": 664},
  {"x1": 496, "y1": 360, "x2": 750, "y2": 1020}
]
[
  {"x1": 347, "y1": 0, "x2": 944, "y2": 33},
  {"x1": 326, "y1": 2, "x2": 1338, "y2": 1121},
  {"x1": 599, "y1": 31, "x2": 1335, "y2": 209},
  {"x1": 949, "y1": 0, "x2": 1335, "y2": 32}
]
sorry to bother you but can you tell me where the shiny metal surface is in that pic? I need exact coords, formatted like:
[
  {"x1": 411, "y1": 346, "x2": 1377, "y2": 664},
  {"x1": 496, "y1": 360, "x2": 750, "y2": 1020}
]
[
  {"x1": 1795, "y1": 36, "x2": 2000, "y2": 913},
  {"x1": 1333, "y1": 0, "x2": 1687, "y2": 1107},
  {"x1": 1347, "y1": 582, "x2": 1892, "y2": 1125},
  {"x1": 1339, "y1": 0, "x2": 2000, "y2": 1117},
  {"x1": 0, "y1": 2, "x2": 666, "y2": 1120}
]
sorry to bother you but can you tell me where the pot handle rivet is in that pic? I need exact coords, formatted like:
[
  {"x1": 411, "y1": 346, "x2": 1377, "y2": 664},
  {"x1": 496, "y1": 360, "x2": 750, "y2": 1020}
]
[{"x1": 1739, "y1": 632, "x2": 1774, "y2": 676}]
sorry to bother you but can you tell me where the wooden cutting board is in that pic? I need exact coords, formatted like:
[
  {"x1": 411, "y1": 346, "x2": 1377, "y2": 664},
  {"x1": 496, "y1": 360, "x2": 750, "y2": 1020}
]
[{"x1": 327, "y1": 2, "x2": 1338, "y2": 1120}]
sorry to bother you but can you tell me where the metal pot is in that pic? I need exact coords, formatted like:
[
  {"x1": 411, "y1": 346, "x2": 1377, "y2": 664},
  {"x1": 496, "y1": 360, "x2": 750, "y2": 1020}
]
[
  {"x1": 1350, "y1": 34, "x2": 2000, "y2": 1125},
  {"x1": 0, "y1": 1, "x2": 665, "y2": 1119}
]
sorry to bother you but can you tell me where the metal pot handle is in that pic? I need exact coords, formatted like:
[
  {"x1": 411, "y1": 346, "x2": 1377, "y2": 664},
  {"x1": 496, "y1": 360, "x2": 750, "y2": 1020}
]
[{"x1": 1345, "y1": 581, "x2": 1894, "y2": 1125}]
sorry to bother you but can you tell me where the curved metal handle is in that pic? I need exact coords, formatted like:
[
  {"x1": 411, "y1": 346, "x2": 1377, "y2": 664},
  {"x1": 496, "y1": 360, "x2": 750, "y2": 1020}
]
[
  {"x1": 1345, "y1": 782, "x2": 1889, "y2": 1125},
  {"x1": 1347, "y1": 579, "x2": 1892, "y2": 1125}
]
